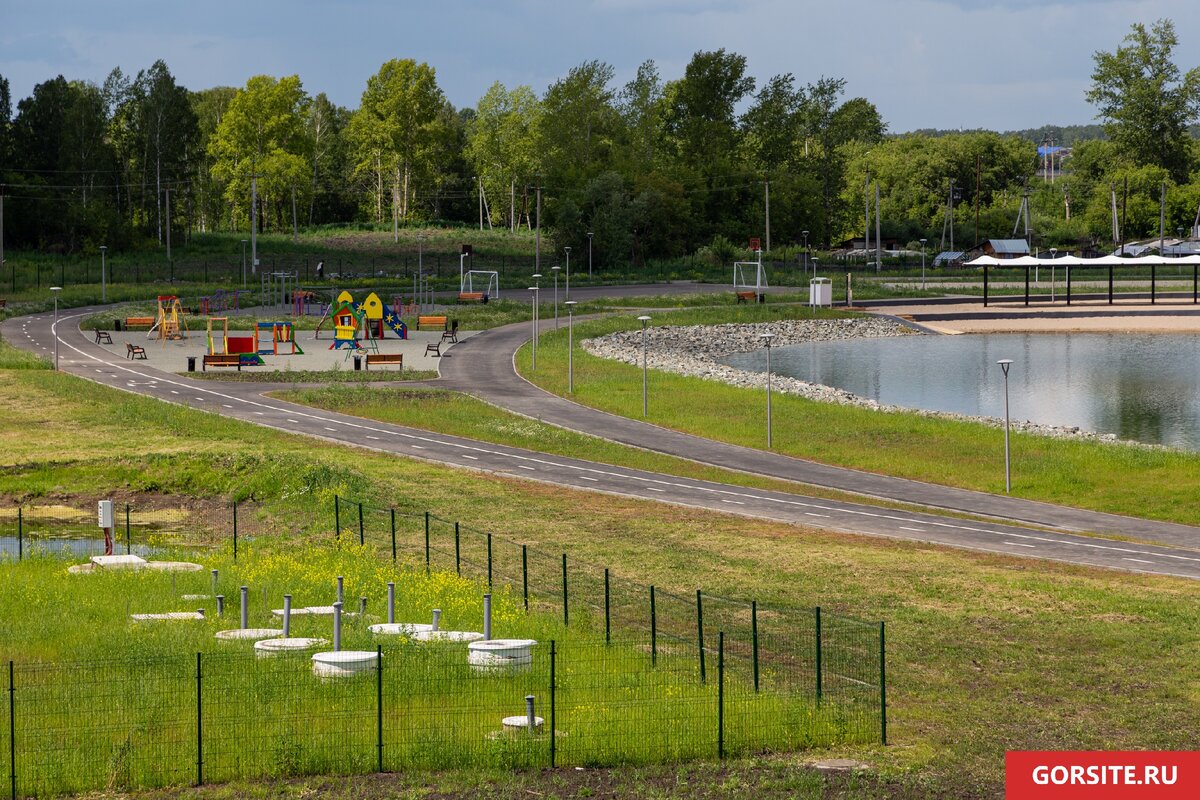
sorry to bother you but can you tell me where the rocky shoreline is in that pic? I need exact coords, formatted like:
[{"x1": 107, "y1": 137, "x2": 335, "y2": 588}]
[{"x1": 582, "y1": 319, "x2": 1152, "y2": 448}]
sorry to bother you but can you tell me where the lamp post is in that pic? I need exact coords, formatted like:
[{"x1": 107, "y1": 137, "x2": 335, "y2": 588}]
[
  {"x1": 759, "y1": 332, "x2": 775, "y2": 448},
  {"x1": 564, "y1": 246, "x2": 571, "y2": 299},
  {"x1": 919, "y1": 238, "x2": 927, "y2": 290},
  {"x1": 240, "y1": 239, "x2": 247, "y2": 288},
  {"x1": 566, "y1": 300, "x2": 578, "y2": 393},
  {"x1": 459, "y1": 252, "x2": 468, "y2": 294},
  {"x1": 587, "y1": 232, "x2": 593, "y2": 278},
  {"x1": 50, "y1": 286, "x2": 62, "y2": 370},
  {"x1": 1049, "y1": 247, "x2": 1057, "y2": 303},
  {"x1": 998, "y1": 359, "x2": 1013, "y2": 493},
  {"x1": 99, "y1": 245, "x2": 108, "y2": 302},
  {"x1": 551, "y1": 265, "x2": 560, "y2": 328},
  {"x1": 528, "y1": 285, "x2": 540, "y2": 370},
  {"x1": 637, "y1": 315, "x2": 651, "y2": 417},
  {"x1": 802, "y1": 230, "x2": 809, "y2": 278}
]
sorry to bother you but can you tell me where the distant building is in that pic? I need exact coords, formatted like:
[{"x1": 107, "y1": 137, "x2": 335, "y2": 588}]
[
  {"x1": 933, "y1": 251, "x2": 966, "y2": 267},
  {"x1": 976, "y1": 239, "x2": 1030, "y2": 258}
]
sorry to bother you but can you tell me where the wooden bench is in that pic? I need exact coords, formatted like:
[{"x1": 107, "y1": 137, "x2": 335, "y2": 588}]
[
  {"x1": 735, "y1": 291, "x2": 759, "y2": 304},
  {"x1": 126, "y1": 342, "x2": 147, "y2": 360},
  {"x1": 94, "y1": 330, "x2": 113, "y2": 344},
  {"x1": 125, "y1": 316, "x2": 156, "y2": 329},
  {"x1": 417, "y1": 315, "x2": 448, "y2": 331},
  {"x1": 457, "y1": 292, "x2": 484, "y2": 303},
  {"x1": 202, "y1": 354, "x2": 242, "y2": 371},
  {"x1": 365, "y1": 353, "x2": 403, "y2": 370}
]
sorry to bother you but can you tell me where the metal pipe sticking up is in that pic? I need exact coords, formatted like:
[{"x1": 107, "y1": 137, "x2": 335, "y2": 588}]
[
  {"x1": 336, "y1": 576, "x2": 344, "y2": 605},
  {"x1": 483, "y1": 594, "x2": 492, "y2": 641},
  {"x1": 333, "y1": 601, "x2": 343, "y2": 651},
  {"x1": 240, "y1": 586, "x2": 249, "y2": 629},
  {"x1": 283, "y1": 594, "x2": 292, "y2": 637},
  {"x1": 431, "y1": 609, "x2": 441, "y2": 632},
  {"x1": 526, "y1": 695, "x2": 536, "y2": 732},
  {"x1": 387, "y1": 582, "x2": 395, "y2": 624},
  {"x1": 216, "y1": 595, "x2": 225, "y2": 617},
  {"x1": 360, "y1": 597, "x2": 367, "y2": 615},
  {"x1": 211, "y1": 569, "x2": 218, "y2": 597}
]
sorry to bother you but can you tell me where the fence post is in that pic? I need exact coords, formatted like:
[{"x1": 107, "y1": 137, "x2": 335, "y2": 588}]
[
  {"x1": 424, "y1": 512, "x2": 430, "y2": 571},
  {"x1": 751, "y1": 600, "x2": 759, "y2": 692},
  {"x1": 521, "y1": 545, "x2": 529, "y2": 611},
  {"x1": 487, "y1": 533, "x2": 493, "y2": 590},
  {"x1": 561, "y1": 553, "x2": 568, "y2": 627},
  {"x1": 718, "y1": 631, "x2": 725, "y2": 759},
  {"x1": 604, "y1": 568, "x2": 611, "y2": 645},
  {"x1": 8, "y1": 661, "x2": 15, "y2": 800},
  {"x1": 358, "y1": 502, "x2": 364, "y2": 546},
  {"x1": 334, "y1": 495, "x2": 340, "y2": 539},
  {"x1": 815, "y1": 606, "x2": 823, "y2": 704},
  {"x1": 232, "y1": 501, "x2": 238, "y2": 562},
  {"x1": 125, "y1": 503, "x2": 131, "y2": 555},
  {"x1": 195, "y1": 652, "x2": 203, "y2": 786},
  {"x1": 650, "y1": 585, "x2": 657, "y2": 666},
  {"x1": 696, "y1": 590, "x2": 706, "y2": 683},
  {"x1": 454, "y1": 523, "x2": 461, "y2": 576},
  {"x1": 390, "y1": 509, "x2": 396, "y2": 561},
  {"x1": 16, "y1": 508, "x2": 21, "y2": 562},
  {"x1": 549, "y1": 640, "x2": 557, "y2": 769},
  {"x1": 376, "y1": 644, "x2": 384, "y2": 772},
  {"x1": 880, "y1": 621, "x2": 887, "y2": 746}
]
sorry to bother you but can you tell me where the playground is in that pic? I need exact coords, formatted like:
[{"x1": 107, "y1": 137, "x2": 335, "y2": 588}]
[{"x1": 86, "y1": 287, "x2": 475, "y2": 376}]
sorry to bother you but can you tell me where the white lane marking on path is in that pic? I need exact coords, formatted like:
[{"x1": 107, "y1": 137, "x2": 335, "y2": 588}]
[
  {"x1": 899, "y1": 526, "x2": 925, "y2": 532},
  {"x1": 1123, "y1": 558, "x2": 1153, "y2": 564},
  {"x1": 462, "y1": 455, "x2": 479, "y2": 460},
  {"x1": 517, "y1": 465, "x2": 535, "y2": 471},
  {"x1": 1004, "y1": 542, "x2": 1036, "y2": 548},
  {"x1": 366, "y1": 435, "x2": 381, "y2": 440}
]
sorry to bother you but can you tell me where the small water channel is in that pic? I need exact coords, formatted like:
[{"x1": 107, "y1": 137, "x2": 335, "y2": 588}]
[{"x1": 720, "y1": 332, "x2": 1200, "y2": 450}]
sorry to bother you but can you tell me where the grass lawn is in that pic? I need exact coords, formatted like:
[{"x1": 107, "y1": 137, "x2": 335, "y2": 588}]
[
  {"x1": 190, "y1": 369, "x2": 438, "y2": 384},
  {"x1": 514, "y1": 308, "x2": 1200, "y2": 527},
  {"x1": 1, "y1": 334, "x2": 1198, "y2": 798}
]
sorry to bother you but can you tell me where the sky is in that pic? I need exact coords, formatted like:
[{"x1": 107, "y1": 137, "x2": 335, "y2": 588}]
[{"x1": 1, "y1": 0, "x2": 1197, "y2": 132}]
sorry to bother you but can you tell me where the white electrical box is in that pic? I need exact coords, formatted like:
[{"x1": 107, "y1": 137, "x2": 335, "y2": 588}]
[{"x1": 98, "y1": 500, "x2": 113, "y2": 529}]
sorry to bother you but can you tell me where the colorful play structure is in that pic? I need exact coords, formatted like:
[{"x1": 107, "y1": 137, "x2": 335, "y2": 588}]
[
  {"x1": 148, "y1": 296, "x2": 188, "y2": 342},
  {"x1": 205, "y1": 317, "x2": 267, "y2": 366},
  {"x1": 317, "y1": 290, "x2": 408, "y2": 349}
]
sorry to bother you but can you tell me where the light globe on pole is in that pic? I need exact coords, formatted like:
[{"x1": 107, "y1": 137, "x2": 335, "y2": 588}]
[
  {"x1": 998, "y1": 359, "x2": 1014, "y2": 493},
  {"x1": 759, "y1": 332, "x2": 775, "y2": 447},
  {"x1": 637, "y1": 315, "x2": 651, "y2": 417},
  {"x1": 50, "y1": 286, "x2": 63, "y2": 370}
]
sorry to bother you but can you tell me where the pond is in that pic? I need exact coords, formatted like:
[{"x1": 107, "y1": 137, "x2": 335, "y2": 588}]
[{"x1": 720, "y1": 332, "x2": 1200, "y2": 450}]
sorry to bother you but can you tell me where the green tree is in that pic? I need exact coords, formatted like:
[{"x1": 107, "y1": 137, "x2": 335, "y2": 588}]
[
  {"x1": 538, "y1": 61, "x2": 621, "y2": 188},
  {"x1": 466, "y1": 82, "x2": 541, "y2": 229},
  {"x1": 1087, "y1": 18, "x2": 1200, "y2": 182},
  {"x1": 348, "y1": 59, "x2": 448, "y2": 226},
  {"x1": 208, "y1": 75, "x2": 311, "y2": 233}
]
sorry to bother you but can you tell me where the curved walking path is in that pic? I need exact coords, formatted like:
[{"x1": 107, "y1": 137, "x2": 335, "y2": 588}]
[
  {"x1": 4, "y1": 302, "x2": 1200, "y2": 581},
  {"x1": 437, "y1": 316, "x2": 1200, "y2": 546}
]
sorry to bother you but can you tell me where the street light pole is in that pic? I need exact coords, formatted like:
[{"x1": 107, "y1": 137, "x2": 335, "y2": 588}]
[
  {"x1": 998, "y1": 359, "x2": 1013, "y2": 493},
  {"x1": 551, "y1": 266, "x2": 560, "y2": 329},
  {"x1": 50, "y1": 286, "x2": 62, "y2": 370},
  {"x1": 240, "y1": 239, "x2": 247, "y2": 288},
  {"x1": 528, "y1": 285, "x2": 540, "y2": 370},
  {"x1": 459, "y1": 253, "x2": 468, "y2": 294},
  {"x1": 759, "y1": 332, "x2": 775, "y2": 448},
  {"x1": 1050, "y1": 247, "x2": 1058, "y2": 303},
  {"x1": 802, "y1": 230, "x2": 809, "y2": 278},
  {"x1": 99, "y1": 245, "x2": 108, "y2": 303},
  {"x1": 637, "y1": 315, "x2": 651, "y2": 417},
  {"x1": 566, "y1": 300, "x2": 577, "y2": 393},
  {"x1": 587, "y1": 232, "x2": 593, "y2": 278},
  {"x1": 919, "y1": 238, "x2": 927, "y2": 290},
  {"x1": 564, "y1": 246, "x2": 571, "y2": 299}
]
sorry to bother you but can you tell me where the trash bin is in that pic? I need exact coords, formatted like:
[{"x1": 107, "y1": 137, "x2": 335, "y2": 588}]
[
  {"x1": 187, "y1": 356, "x2": 196, "y2": 373},
  {"x1": 114, "y1": 319, "x2": 122, "y2": 332},
  {"x1": 808, "y1": 277, "x2": 832, "y2": 307},
  {"x1": 353, "y1": 355, "x2": 362, "y2": 371}
]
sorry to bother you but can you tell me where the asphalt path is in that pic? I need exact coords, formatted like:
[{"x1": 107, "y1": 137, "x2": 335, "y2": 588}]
[{"x1": 5, "y1": 305, "x2": 1200, "y2": 581}]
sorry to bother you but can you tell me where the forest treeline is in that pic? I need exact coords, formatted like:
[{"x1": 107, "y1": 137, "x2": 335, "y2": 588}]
[{"x1": 1, "y1": 20, "x2": 1198, "y2": 264}]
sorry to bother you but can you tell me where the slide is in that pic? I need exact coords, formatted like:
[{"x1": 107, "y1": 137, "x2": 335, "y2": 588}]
[{"x1": 382, "y1": 311, "x2": 408, "y2": 340}]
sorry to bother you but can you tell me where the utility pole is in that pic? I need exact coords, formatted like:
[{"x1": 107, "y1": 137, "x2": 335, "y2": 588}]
[
  {"x1": 1120, "y1": 177, "x2": 1128, "y2": 256},
  {"x1": 165, "y1": 188, "x2": 172, "y2": 262},
  {"x1": 251, "y1": 174, "x2": 259, "y2": 276},
  {"x1": 975, "y1": 155, "x2": 981, "y2": 247},
  {"x1": 1160, "y1": 182, "x2": 1166, "y2": 256},
  {"x1": 2, "y1": 192, "x2": 7, "y2": 289},
  {"x1": 764, "y1": 176, "x2": 771, "y2": 254},
  {"x1": 478, "y1": 176, "x2": 484, "y2": 231},
  {"x1": 535, "y1": 180, "x2": 541, "y2": 274},
  {"x1": 292, "y1": 186, "x2": 298, "y2": 243},
  {"x1": 949, "y1": 179, "x2": 955, "y2": 254},
  {"x1": 864, "y1": 170, "x2": 871, "y2": 264}
]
